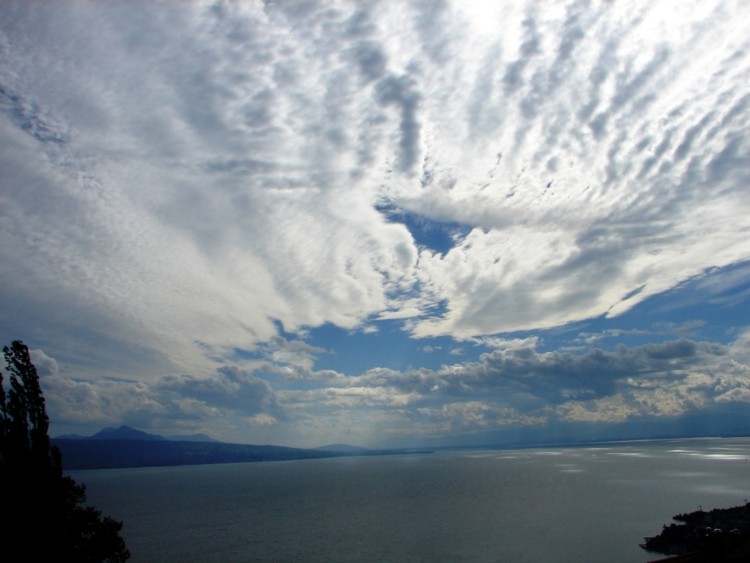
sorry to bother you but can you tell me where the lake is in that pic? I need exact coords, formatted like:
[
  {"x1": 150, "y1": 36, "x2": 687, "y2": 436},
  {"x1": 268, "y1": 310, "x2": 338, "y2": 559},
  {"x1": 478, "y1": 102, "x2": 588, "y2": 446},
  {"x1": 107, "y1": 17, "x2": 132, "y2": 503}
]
[{"x1": 71, "y1": 437, "x2": 750, "y2": 562}]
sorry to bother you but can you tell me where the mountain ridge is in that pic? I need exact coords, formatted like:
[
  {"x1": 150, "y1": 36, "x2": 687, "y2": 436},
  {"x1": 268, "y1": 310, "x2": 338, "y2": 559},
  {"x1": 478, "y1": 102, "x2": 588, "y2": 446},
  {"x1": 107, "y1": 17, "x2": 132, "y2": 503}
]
[
  {"x1": 90, "y1": 425, "x2": 166, "y2": 441},
  {"x1": 55, "y1": 425, "x2": 217, "y2": 443},
  {"x1": 53, "y1": 426, "x2": 430, "y2": 470}
]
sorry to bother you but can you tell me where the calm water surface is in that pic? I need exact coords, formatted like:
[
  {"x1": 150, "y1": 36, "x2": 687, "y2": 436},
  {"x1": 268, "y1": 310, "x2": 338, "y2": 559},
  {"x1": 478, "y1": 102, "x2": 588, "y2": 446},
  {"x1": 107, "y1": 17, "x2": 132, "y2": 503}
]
[{"x1": 72, "y1": 438, "x2": 750, "y2": 562}]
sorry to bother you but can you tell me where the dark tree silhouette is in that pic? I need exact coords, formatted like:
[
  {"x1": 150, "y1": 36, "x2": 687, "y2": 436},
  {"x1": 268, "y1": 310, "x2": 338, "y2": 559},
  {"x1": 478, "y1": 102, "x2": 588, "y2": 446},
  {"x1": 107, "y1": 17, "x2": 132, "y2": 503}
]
[{"x1": 0, "y1": 340, "x2": 130, "y2": 562}]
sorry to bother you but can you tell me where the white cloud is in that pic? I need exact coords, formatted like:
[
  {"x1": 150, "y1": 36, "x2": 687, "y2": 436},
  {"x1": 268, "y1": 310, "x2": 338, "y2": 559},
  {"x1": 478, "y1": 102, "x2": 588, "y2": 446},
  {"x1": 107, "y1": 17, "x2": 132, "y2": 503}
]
[
  {"x1": 556, "y1": 395, "x2": 636, "y2": 424},
  {"x1": 474, "y1": 336, "x2": 540, "y2": 350},
  {"x1": 30, "y1": 348, "x2": 59, "y2": 377}
]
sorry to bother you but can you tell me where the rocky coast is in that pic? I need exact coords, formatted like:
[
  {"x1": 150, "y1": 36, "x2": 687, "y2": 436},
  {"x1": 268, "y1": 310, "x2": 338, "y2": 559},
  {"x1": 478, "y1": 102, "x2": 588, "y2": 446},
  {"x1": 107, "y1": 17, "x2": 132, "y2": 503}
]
[{"x1": 642, "y1": 503, "x2": 750, "y2": 561}]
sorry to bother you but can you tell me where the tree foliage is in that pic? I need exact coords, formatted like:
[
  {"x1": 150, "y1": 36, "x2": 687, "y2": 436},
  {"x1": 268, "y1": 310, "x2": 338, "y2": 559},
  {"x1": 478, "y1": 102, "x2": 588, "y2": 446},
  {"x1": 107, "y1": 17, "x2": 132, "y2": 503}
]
[{"x1": 0, "y1": 340, "x2": 130, "y2": 562}]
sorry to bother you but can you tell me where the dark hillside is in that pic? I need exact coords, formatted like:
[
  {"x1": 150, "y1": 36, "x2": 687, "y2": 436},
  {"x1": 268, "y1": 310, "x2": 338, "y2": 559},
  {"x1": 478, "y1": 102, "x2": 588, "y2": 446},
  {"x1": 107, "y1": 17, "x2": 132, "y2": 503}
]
[{"x1": 54, "y1": 438, "x2": 343, "y2": 469}]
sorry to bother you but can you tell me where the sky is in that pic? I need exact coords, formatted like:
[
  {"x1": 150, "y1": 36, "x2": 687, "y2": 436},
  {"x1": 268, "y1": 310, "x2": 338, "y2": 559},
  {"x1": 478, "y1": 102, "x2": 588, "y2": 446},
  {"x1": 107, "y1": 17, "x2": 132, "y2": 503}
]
[{"x1": 1, "y1": 0, "x2": 750, "y2": 448}]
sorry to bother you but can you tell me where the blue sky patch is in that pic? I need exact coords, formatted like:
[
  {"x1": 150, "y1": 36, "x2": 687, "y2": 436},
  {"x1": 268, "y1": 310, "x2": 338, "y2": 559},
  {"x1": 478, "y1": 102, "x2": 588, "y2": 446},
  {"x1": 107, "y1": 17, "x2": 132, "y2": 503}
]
[{"x1": 377, "y1": 203, "x2": 472, "y2": 255}]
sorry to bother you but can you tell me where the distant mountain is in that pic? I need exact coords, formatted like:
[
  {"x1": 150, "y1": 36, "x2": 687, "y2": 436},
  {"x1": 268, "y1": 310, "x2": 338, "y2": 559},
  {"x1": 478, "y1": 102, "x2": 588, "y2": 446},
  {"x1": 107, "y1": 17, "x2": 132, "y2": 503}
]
[
  {"x1": 316, "y1": 443, "x2": 372, "y2": 453},
  {"x1": 89, "y1": 425, "x2": 165, "y2": 441},
  {"x1": 54, "y1": 426, "x2": 217, "y2": 443},
  {"x1": 52, "y1": 427, "x2": 431, "y2": 470},
  {"x1": 54, "y1": 438, "x2": 346, "y2": 470},
  {"x1": 166, "y1": 433, "x2": 217, "y2": 443}
]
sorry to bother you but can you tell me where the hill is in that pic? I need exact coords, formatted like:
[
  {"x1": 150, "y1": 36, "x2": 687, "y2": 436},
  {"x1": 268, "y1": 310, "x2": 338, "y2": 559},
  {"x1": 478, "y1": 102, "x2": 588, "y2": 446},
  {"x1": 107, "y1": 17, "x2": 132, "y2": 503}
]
[
  {"x1": 90, "y1": 425, "x2": 166, "y2": 441},
  {"x1": 53, "y1": 427, "x2": 431, "y2": 469},
  {"x1": 315, "y1": 443, "x2": 372, "y2": 453},
  {"x1": 54, "y1": 438, "x2": 345, "y2": 469}
]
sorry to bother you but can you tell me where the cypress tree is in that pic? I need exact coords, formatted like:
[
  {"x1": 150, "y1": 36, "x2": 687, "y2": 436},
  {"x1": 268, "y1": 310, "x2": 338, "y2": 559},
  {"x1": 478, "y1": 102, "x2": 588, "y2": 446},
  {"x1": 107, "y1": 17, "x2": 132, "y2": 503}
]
[{"x1": 0, "y1": 340, "x2": 130, "y2": 562}]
